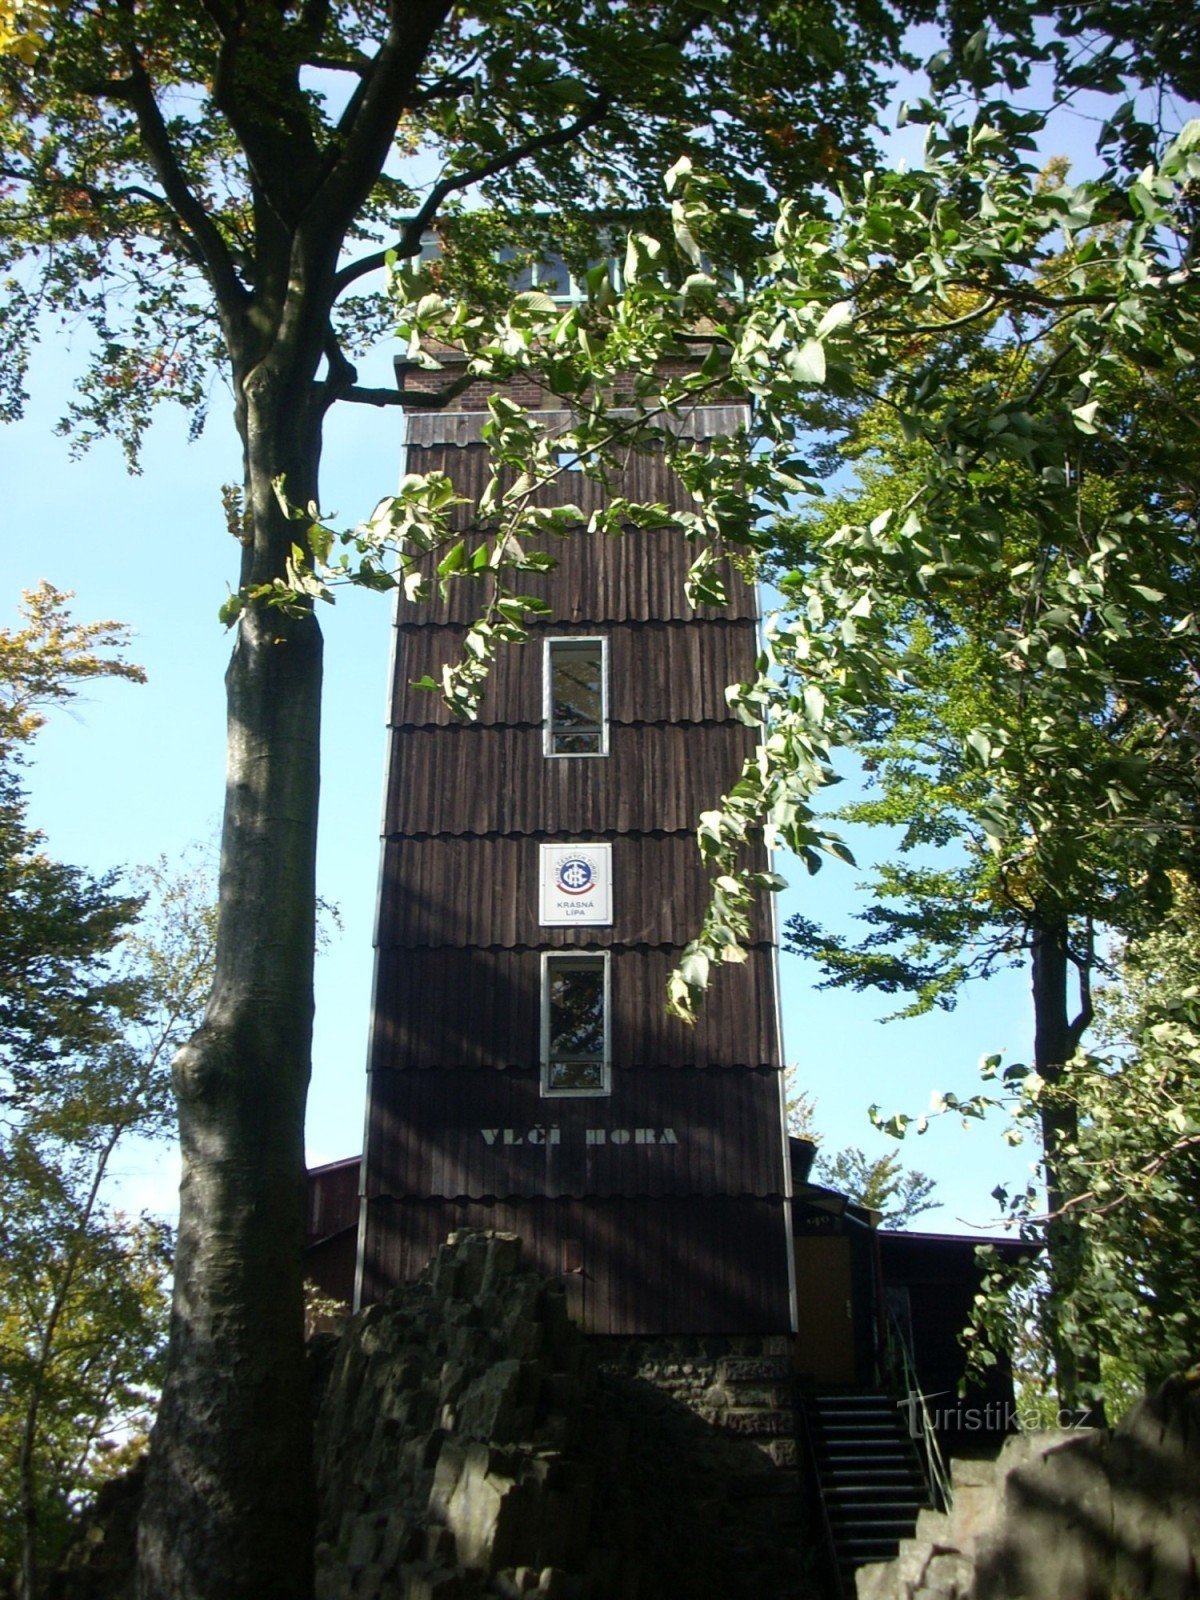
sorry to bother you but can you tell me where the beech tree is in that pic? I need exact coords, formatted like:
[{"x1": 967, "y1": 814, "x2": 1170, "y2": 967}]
[{"x1": 0, "y1": 6, "x2": 937, "y2": 1596}]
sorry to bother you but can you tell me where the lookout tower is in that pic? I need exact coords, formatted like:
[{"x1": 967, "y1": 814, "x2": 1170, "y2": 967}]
[{"x1": 356, "y1": 271, "x2": 795, "y2": 1336}]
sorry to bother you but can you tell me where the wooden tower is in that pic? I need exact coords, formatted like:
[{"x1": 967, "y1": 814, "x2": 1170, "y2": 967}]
[{"x1": 356, "y1": 332, "x2": 795, "y2": 1336}]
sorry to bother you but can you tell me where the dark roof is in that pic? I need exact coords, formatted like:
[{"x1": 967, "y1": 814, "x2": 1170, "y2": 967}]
[{"x1": 307, "y1": 1155, "x2": 360, "y2": 1177}]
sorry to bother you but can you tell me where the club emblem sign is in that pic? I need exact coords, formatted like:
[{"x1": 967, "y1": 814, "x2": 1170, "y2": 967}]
[
  {"x1": 539, "y1": 843, "x2": 612, "y2": 925},
  {"x1": 557, "y1": 857, "x2": 594, "y2": 894}
]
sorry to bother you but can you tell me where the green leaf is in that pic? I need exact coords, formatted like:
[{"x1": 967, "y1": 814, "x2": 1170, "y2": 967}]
[
  {"x1": 437, "y1": 540, "x2": 466, "y2": 577},
  {"x1": 678, "y1": 948, "x2": 711, "y2": 992},
  {"x1": 965, "y1": 729, "x2": 991, "y2": 764},
  {"x1": 815, "y1": 301, "x2": 853, "y2": 339},
  {"x1": 788, "y1": 339, "x2": 826, "y2": 385},
  {"x1": 512, "y1": 290, "x2": 558, "y2": 314}
]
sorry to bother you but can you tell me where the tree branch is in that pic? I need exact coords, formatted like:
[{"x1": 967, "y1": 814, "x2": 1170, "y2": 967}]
[
  {"x1": 871, "y1": 294, "x2": 1001, "y2": 338},
  {"x1": 0, "y1": 164, "x2": 218, "y2": 277},
  {"x1": 408, "y1": 55, "x2": 482, "y2": 107},
  {"x1": 110, "y1": 45, "x2": 247, "y2": 318},
  {"x1": 194, "y1": 0, "x2": 237, "y2": 37},
  {"x1": 303, "y1": 52, "x2": 371, "y2": 74},
  {"x1": 205, "y1": 14, "x2": 326, "y2": 231},
  {"x1": 1067, "y1": 916, "x2": 1095, "y2": 1054},
  {"x1": 329, "y1": 0, "x2": 704, "y2": 297},
  {"x1": 333, "y1": 92, "x2": 614, "y2": 296},
  {"x1": 315, "y1": 328, "x2": 359, "y2": 414},
  {"x1": 348, "y1": 373, "x2": 478, "y2": 409},
  {"x1": 310, "y1": 0, "x2": 453, "y2": 248},
  {"x1": 341, "y1": 386, "x2": 408, "y2": 407},
  {"x1": 297, "y1": 0, "x2": 333, "y2": 52},
  {"x1": 1051, "y1": 1132, "x2": 1200, "y2": 1222}
]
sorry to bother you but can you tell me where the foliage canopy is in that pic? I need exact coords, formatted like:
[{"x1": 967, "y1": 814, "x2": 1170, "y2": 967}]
[{"x1": 0, "y1": 0, "x2": 921, "y2": 464}]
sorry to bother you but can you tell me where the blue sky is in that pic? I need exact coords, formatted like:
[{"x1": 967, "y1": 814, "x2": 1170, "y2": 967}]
[{"x1": 1, "y1": 308, "x2": 1038, "y2": 1235}]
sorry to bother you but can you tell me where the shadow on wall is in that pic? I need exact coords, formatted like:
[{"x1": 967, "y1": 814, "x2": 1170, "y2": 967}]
[{"x1": 592, "y1": 1360, "x2": 819, "y2": 1600}]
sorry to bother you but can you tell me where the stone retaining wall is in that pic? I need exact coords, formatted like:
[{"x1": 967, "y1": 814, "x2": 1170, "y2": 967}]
[{"x1": 591, "y1": 1337, "x2": 813, "y2": 1597}]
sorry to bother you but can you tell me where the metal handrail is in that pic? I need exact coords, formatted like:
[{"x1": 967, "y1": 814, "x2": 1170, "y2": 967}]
[{"x1": 884, "y1": 1306, "x2": 953, "y2": 1513}]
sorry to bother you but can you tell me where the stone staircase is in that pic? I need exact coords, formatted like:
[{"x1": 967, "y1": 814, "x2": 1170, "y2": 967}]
[
  {"x1": 801, "y1": 1391, "x2": 935, "y2": 1597},
  {"x1": 853, "y1": 1455, "x2": 1002, "y2": 1600}
]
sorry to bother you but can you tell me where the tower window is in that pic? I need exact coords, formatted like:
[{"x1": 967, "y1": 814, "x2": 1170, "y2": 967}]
[
  {"x1": 542, "y1": 953, "x2": 610, "y2": 1095},
  {"x1": 544, "y1": 637, "x2": 608, "y2": 757}
]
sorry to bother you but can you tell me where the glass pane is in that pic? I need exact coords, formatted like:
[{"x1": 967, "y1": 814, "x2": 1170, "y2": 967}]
[
  {"x1": 553, "y1": 729, "x2": 601, "y2": 755},
  {"x1": 548, "y1": 1058, "x2": 607, "y2": 1092},
  {"x1": 548, "y1": 963, "x2": 605, "y2": 1059},
  {"x1": 536, "y1": 253, "x2": 570, "y2": 298},
  {"x1": 551, "y1": 645, "x2": 602, "y2": 731}
]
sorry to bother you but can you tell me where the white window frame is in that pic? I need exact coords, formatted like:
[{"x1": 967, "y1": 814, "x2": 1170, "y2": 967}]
[
  {"x1": 543, "y1": 635, "x2": 609, "y2": 758},
  {"x1": 540, "y1": 951, "x2": 611, "y2": 1097}
]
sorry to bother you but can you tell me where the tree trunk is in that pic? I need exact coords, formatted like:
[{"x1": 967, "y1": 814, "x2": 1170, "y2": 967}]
[
  {"x1": 1031, "y1": 920, "x2": 1076, "y2": 1220},
  {"x1": 1030, "y1": 919, "x2": 1102, "y2": 1417},
  {"x1": 137, "y1": 367, "x2": 324, "y2": 1600}
]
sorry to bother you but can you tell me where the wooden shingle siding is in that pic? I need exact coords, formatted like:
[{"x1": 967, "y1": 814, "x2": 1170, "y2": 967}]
[
  {"x1": 369, "y1": 946, "x2": 779, "y2": 1072},
  {"x1": 395, "y1": 521, "x2": 758, "y2": 626},
  {"x1": 362, "y1": 398, "x2": 791, "y2": 1333},
  {"x1": 377, "y1": 834, "x2": 772, "y2": 949},
  {"x1": 405, "y1": 438, "x2": 738, "y2": 525},
  {"x1": 357, "y1": 1195, "x2": 792, "y2": 1335},
  {"x1": 384, "y1": 721, "x2": 758, "y2": 837},
  {"x1": 363, "y1": 1066, "x2": 785, "y2": 1201},
  {"x1": 392, "y1": 619, "x2": 758, "y2": 728},
  {"x1": 403, "y1": 405, "x2": 751, "y2": 450},
  {"x1": 307, "y1": 1158, "x2": 360, "y2": 1243}
]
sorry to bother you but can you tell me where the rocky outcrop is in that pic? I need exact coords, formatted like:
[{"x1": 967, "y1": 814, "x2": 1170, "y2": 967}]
[
  {"x1": 42, "y1": 1460, "x2": 144, "y2": 1600},
  {"x1": 313, "y1": 1230, "x2": 612, "y2": 1600},
  {"x1": 856, "y1": 1371, "x2": 1200, "y2": 1600}
]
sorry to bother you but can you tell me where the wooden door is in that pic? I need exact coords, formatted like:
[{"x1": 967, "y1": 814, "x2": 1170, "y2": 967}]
[{"x1": 793, "y1": 1235, "x2": 857, "y2": 1383}]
